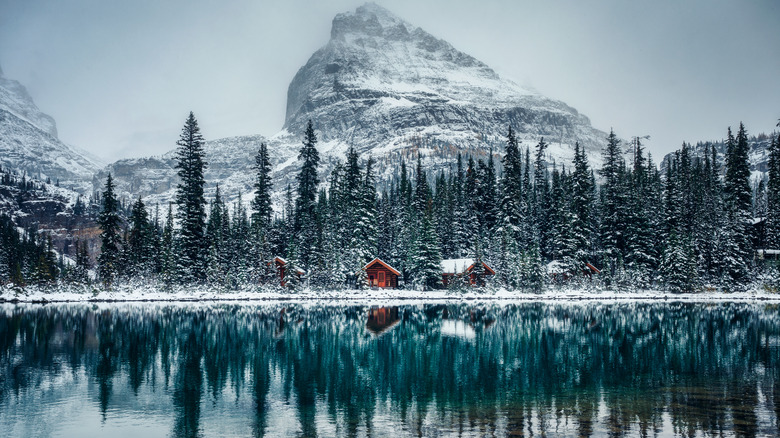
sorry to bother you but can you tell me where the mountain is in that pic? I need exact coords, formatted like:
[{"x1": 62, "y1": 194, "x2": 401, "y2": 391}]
[
  {"x1": 93, "y1": 134, "x2": 269, "y2": 207},
  {"x1": 0, "y1": 65, "x2": 102, "y2": 192},
  {"x1": 103, "y1": 3, "x2": 610, "y2": 206},
  {"x1": 285, "y1": 2, "x2": 605, "y2": 154}
]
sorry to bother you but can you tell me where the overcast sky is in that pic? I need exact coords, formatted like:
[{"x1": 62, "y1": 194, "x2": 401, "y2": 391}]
[{"x1": 0, "y1": 0, "x2": 778, "y2": 161}]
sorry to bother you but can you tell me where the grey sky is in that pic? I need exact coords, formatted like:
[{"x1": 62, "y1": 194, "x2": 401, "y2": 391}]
[{"x1": 1, "y1": 0, "x2": 778, "y2": 161}]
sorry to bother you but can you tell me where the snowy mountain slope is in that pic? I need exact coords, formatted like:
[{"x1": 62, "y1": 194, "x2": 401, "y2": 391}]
[
  {"x1": 0, "y1": 166, "x2": 99, "y2": 259},
  {"x1": 104, "y1": 3, "x2": 610, "y2": 207},
  {"x1": 0, "y1": 66, "x2": 102, "y2": 192},
  {"x1": 94, "y1": 134, "x2": 271, "y2": 207}
]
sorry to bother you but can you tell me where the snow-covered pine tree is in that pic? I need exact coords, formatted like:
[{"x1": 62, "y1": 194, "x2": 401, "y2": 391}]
[
  {"x1": 74, "y1": 239, "x2": 91, "y2": 284},
  {"x1": 598, "y1": 129, "x2": 628, "y2": 277},
  {"x1": 97, "y1": 173, "x2": 122, "y2": 288},
  {"x1": 753, "y1": 178, "x2": 768, "y2": 249},
  {"x1": 452, "y1": 154, "x2": 472, "y2": 257},
  {"x1": 570, "y1": 142, "x2": 594, "y2": 268},
  {"x1": 547, "y1": 165, "x2": 577, "y2": 270},
  {"x1": 478, "y1": 152, "x2": 498, "y2": 235},
  {"x1": 659, "y1": 230, "x2": 698, "y2": 292},
  {"x1": 499, "y1": 126, "x2": 524, "y2": 248},
  {"x1": 251, "y1": 142, "x2": 273, "y2": 231},
  {"x1": 206, "y1": 186, "x2": 226, "y2": 285},
  {"x1": 532, "y1": 138, "x2": 549, "y2": 249},
  {"x1": 434, "y1": 171, "x2": 453, "y2": 258},
  {"x1": 521, "y1": 241, "x2": 545, "y2": 292},
  {"x1": 294, "y1": 120, "x2": 321, "y2": 271},
  {"x1": 229, "y1": 192, "x2": 252, "y2": 286},
  {"x1": 722, "y1": 124, "x2": 754, "y2": 283},
  {"x1": 161, "y1": 203, "x2": 175, "y2": 286},
  {"x1": 411, "y1": 212, "x2": 442, "y2": 290},
  {"x1": 174, "y1": 112, "x2": 208, "y2": 283},
  {"x1": 624, "y1": 138, "x2": 658, "y2": 287},
  {"x1": 127, "y1": 196, "x2": 154, "y2": 279},
  {"x1": 359, "y1": 156, "x2": 379, "y2": 262},
  {"x1": 766, "y1": 133, "x2": 780, "y2": 250}
]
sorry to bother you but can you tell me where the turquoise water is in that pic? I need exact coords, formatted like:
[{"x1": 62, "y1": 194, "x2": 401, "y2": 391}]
[{"x1": 1, "y1": 302, "x2": 778, "y2": 437}]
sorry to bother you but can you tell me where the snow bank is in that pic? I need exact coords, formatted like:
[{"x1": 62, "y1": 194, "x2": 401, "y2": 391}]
[{"x1": 2, "y1": 283, "x2": 778, "y2": 303}]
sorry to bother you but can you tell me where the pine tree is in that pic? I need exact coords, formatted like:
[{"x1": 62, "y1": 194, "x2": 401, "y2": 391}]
[
  {"x1": 766, "y1": 133, "x2": 780, "y2": 249},
  {"x1": 722, "y1": 123, "x2": 754, "y2": 283},
  {"x1": 547, "y1": 165, "x2": 577, "y2": 268},
  {"x1": 251, "y1": 142, "x2": 273, "y2": 232},
  {"x1": 499, "y1": 127, "x2": 523, "y2": 245},
  {"x1": 570, "y1": 142, "x2": 594, "y2": 267},
  {"x1": 294, "y1": 120, "x2": 321, "y2": 271},
  {"x1": 127, "y1": 196, "x2": 154, "y2": 278},
  {"x1": 411, "y1": 212, "x2": 442, "y2": 290},
  {"x1": 624, "y1": 138, "x2": 658, "y2": 287},
  {"x1": 161, "y1": 203, "x2": 175, "y2": 285},
  {"x1": 174, "y1": 112, "x2": 208, "y2": 282},
  {"x1": 532, "y1": 137, "x2": 549, "y2": 242},
  {"x1": 74, "y1": 239, "x2": 91, "y2": 284},
  {"x1": 97, "y1": 173, "x2": 122, "y2": 288},
  {"x1": 659, "y1": 230, "x2": 698, "y2": 292},
  {"x1": 206, "y1": 186, "x2": 226, "y2": 285},
  {"x1": 451, "y1": 153, "x2": 470, "y2": 257},
  {"x1": 599, "y1": 129, "x2": 627, "y2": 276}
]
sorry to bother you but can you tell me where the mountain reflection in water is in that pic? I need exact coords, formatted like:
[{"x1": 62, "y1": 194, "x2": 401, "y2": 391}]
[{"x1": 1, "y1": 302, "x2": 779, "y2": 437}]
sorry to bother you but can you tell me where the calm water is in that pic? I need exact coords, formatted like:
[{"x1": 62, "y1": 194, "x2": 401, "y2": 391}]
[{"x1": 1, "y1": 302, "x2": 779, "y2": 437}]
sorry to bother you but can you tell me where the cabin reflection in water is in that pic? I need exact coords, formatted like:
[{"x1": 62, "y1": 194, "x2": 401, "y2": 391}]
[{"x1": 366, "y1": 307, "x2": 400, "y2": 336}]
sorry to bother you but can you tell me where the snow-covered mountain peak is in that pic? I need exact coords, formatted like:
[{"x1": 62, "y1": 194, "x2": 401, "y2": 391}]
[
  {"x1": 0, "y1": 68, "x2": 101, "y2": 191},
  {"x1": 284, "y1": 3, "x2": 599, "y2": 160},
  {"x1": 0, "y1": 68, "x2": 58, "y2": 138},
  {"x1": 331, "y1": 3, "x2": 412, "y2": 41}
]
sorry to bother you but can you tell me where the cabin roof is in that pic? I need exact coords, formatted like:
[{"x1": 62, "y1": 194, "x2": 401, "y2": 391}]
[
  {"x1": 440, "y1": 258, "x2": 495, "y2": 275},
  {"x1": 363, "y1": 258, "x2": 401, "y2": 276},
  {"x1": 273, "y1": 256, "x2": 305, "y2": 274},
  {"x1": 546, "y1": 260, "x2": 601, "y2": 275}
]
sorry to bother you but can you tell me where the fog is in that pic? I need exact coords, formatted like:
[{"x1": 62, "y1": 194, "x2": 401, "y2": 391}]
[{"x1": 1, "y1": 0, "x2": 778, "y2": 161}]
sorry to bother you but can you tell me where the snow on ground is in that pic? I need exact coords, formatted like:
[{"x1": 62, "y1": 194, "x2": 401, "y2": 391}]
[{"x1": 1, "y1": 283, "x2": 778, "y2": 303}]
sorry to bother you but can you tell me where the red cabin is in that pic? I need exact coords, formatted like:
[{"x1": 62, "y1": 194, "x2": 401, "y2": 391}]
[
  {"x1": 361, "y1": 258, "x2": 400, "y2": 289},
  {"x1": 441, "y1": 258, "x2": 495, "y2": 287},
  {"x1": 273, "y1": 256, "x2": 304, "y2": 287}
]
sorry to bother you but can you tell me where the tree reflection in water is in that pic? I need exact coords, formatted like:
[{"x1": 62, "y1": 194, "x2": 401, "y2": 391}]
[{"x1": 0, "y1": 302, "x2": 779, "y2": 437}]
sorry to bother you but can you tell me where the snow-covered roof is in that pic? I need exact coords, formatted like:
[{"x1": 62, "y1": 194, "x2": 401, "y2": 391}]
[
  {"x1": 441, "y1": 258, "x2": 474, "y2": 274},
  {"x1": 363, "y1": 258, "x2": 401, "y2": 275},
  {"x1": 273, "y1": 256, "x2": 305, "y2": 274},
  {"x1": 752, "y1": 217, "x2": 766, "y2": 225},
  {"x1": 757, "y1": 249, "x2": 780, "y2": 255},
  {"x1": 545, "y1": 260, "x2": 568, "y2": 275}
]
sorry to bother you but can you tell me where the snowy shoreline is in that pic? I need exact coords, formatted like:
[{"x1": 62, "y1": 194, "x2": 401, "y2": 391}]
[{"x1": 2, "y1": 284, "x2": 779, "y2": 303}]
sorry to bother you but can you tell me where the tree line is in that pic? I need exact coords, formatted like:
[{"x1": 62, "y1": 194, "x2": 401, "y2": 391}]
[{"x1": 4, "y1": 112, "x2": 778, "y2": 291}]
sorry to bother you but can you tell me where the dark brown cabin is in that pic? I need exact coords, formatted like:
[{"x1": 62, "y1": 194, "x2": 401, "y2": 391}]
[
  {"x1": 273, "y1": 256, "x2": 304, "y2": 287},
  {"x1": 361, "y1": 258, "x2": 400, "y2": 289},
  {"x1": 441, "y1": 258, "x2": 495, "y2": 287}
]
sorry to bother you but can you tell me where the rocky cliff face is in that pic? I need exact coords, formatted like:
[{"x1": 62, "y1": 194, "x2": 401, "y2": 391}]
[
  {"x1": 102, "y1": 3, "x2": 611, "y2": 208},
  {"x1": 0, "y1": 66, "x2": 102, "y2": 192}
]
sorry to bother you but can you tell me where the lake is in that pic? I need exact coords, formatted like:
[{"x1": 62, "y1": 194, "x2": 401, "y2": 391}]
[{"x1": 1, "y1": 301, "x2": 779, "y2": 437}]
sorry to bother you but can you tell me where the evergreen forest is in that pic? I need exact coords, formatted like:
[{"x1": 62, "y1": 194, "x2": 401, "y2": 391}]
[{"x1": 2, "y1": 113, "x2": 780, "y2": 293}]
